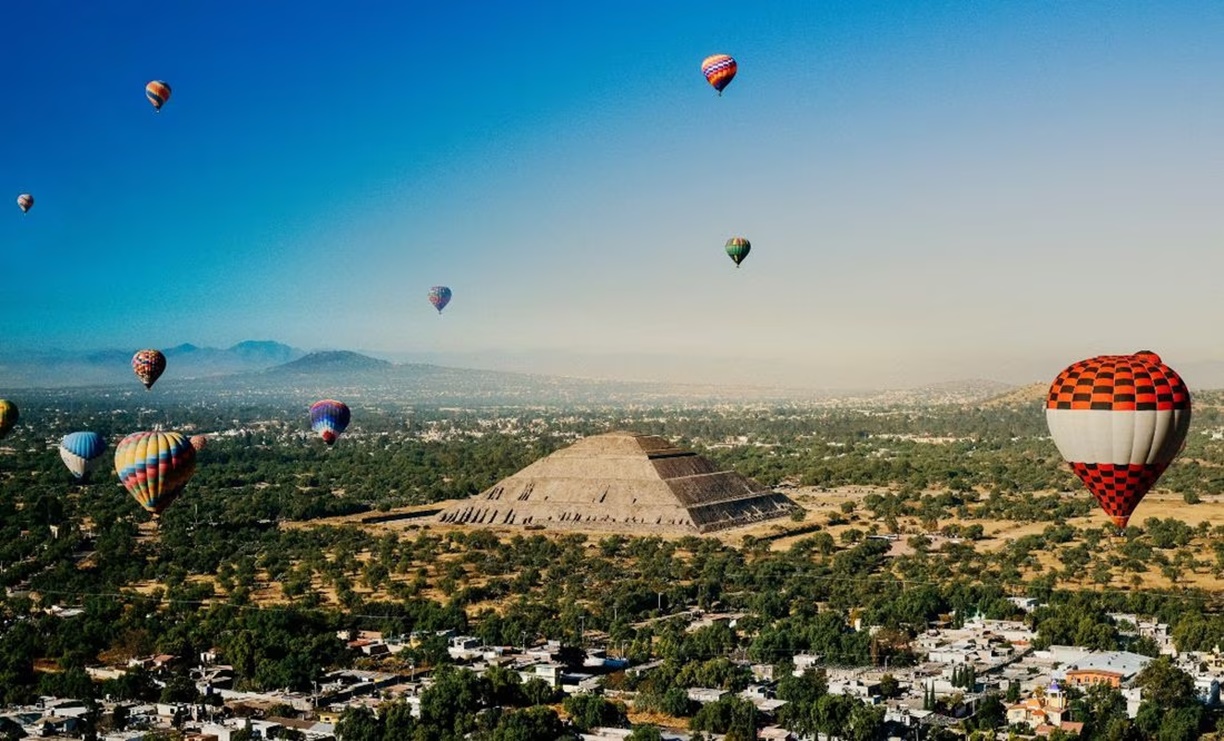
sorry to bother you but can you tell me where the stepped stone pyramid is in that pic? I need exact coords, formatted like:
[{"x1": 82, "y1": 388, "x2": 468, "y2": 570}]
[{"x1": 438, "y1": 431, "x2": 798, "y2": 533}]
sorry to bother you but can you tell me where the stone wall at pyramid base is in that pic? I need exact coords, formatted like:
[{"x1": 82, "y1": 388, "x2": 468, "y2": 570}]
[{"x1": 437, "y1": 490, "x2": 796, "y2": 534}]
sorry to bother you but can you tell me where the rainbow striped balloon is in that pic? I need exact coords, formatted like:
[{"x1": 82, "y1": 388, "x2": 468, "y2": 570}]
[
  {"x1": 115, "y1": 431, "x2": 196, "y2": 516},
  {"x1": 701, "y1": 54, "x2": 737, "y2": 95}
]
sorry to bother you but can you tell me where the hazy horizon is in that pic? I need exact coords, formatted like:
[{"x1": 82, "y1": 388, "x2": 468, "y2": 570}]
[
  {"x1": 11, "y1": 338, "x2": 1224, "y2": 393},
  {"x1": 4, "y1": 3, "x2": 1223, "y2": 389}
]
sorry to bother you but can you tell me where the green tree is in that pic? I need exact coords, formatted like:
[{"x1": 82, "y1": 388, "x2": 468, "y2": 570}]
[
  {"x1": 477, "y1": 706, "x2": 574, "y2": 741},
  {"x1": 877, "y1": 674, "x2": 900, "y2": 699},
  {"x1": 562, "y1": 694, "x2": 627, "y2": 733},
  {"x1": 846, "y1": 702, "x2": 885, "y2": 741},
  {"x1": 159, "y1": 673, "x2": 199, "y2": 703},
  {"x1": 336, "y1": 706, "x2": 383, "y2": 741},
  {"x1": 968, "y1": 694, "x2": 1005, "y2": 733},
  {"x1": 381, "y1": 700, "x2": 415, "y2": 741},
  {"x1": 1133, "y1": 656, "x2": 1197, "y2": 709},
  {"x1": 486, "y1": 664, "x2": 526, "y2": 707},
  {"x1": 814, "y1": 693, "x2": 856, "y2": 739},
  {"x1": 777, "y1": 668, "x2": 827, "y2": 736},
  {"x1": 522, "y1": 677, "x2": 558, "y2": 707},
  {"x1": 656, "y1": 687, "x2": 695, "y2": 717},
  {"x1": 690, "y1": 695, "x2": 757, "y2": 740},
  {"x1": 1131, "y1": 657, "x2": 1202, "y2": 741},
  {"x1": 418, "y1": 665, "x2": 492, "y2": 739}
]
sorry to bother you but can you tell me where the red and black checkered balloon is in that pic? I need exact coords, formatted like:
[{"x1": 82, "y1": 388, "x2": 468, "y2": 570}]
[{"x1": 1045, "y1": 351, "x2": 1191, "y2": 530}]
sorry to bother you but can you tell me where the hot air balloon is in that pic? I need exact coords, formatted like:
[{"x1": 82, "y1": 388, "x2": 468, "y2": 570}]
[
  {"x1": 428, "y1": 286, "x2": 452, "y2": 315},
  {"x1": 1045, "y1": 351, "x2": 1191, "y2": 531},
  {"x1": 0, "y1": 400, "x2": 17, "y2": 439},
  {"x1": 132, "y1": 349, "x2": 167, "y2": 390},
  {"x1": 60, "y1": 432, "x2": 107, "y2": 481},
  {"x1": 189, "y1": 434, "x2": 208, "y2": 452},
  {"x1": 16, "y1": 194, "x2": 33, "y2": 213},
  {"x1": 701, "y1": 54, "x2": 737, "y2": 95},
  {"x1": 114, "y1": 430, "x2": 196, "y2": 516},
  {"x1": 146, "y1": 81, "x2": 171, "y2": 112},
  {"x1": 310, "y1": 400, "x2": 351, "y2": 446},
  {"x1": 725, "y1": 236, "x2": 751, "y2": 268}
]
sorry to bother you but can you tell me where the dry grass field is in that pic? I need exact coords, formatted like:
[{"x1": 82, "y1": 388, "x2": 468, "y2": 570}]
[
  {"x1": 271, "y1": 486, "x2": 1224, "y2": 596},
  {"x1": 111, "y1": 484, "x2": 1224, "y2": 613}
]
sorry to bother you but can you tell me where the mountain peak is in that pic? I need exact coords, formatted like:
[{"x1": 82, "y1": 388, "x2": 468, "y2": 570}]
[
  {"x1": 271, "y1": 350, "x2": 391, "y2": 374},
  {"x1": 227, "y1": 340, "x2": 301, "y2": 362}
]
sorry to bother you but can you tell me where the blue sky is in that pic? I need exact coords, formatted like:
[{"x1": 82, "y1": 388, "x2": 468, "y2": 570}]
[{"x1": 3, "y1": 2, "x2": 1224, "y2": 388}]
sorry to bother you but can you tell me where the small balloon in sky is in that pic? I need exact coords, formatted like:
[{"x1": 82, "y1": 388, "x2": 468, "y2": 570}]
[
  {"x1": 428, "y1": 286, "x2": 453, "y2": 315},
  {"x1": 725, "y1": 236, "x2": 751, "y2": 268},
  {"x1": 146, "y1": 80, "x2": 171, "y2": 112},
  {"x1": 132, "y1": 349, "x2": 167, "y2": 390},
  {"x1": 701, "y1": 54, "x2": 737, "y2": 96},
  {"x1": 16, "y1": 194, "x2": 33, "y2": 213}
]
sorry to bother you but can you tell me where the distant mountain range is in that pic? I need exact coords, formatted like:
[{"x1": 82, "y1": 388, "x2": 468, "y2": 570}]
[
  {"x1": 7, "y1": 341, "x2": 1223, "y2": 407},
  {"x1": 0, "y1": 340, "x2": 1035, "y2": 407},
  {"x1": 0, "y1": 341, "x2": 306, "y2": 388}
]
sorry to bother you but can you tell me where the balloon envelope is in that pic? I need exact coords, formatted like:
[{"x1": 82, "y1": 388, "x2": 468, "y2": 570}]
[
  {"x1": 725, "y1": 236, "x2": 751, "y2": 267},
  {"x1": 310, "y1": 400, "x2": 351, "y2": 445},
  {"x1": 60, "y1": 432, "x2": 107, "y2": 480},
  {"x1": 189, "y1": 435, "x2": 208, "y2": 452},
  {"x1": 428, "y1": 286, "x2": 452, "y2": 314},
  {"x1": 16, "y1": 194, "x2": 33, "y2": 213},
  {"x1": 1045, "y1": 351, "x2": 1191, "y2": 530},
  {"x1": 114, "y1": 431, "x2": 196, "y2": 516},
  {"x1": 0, "y1": 400, "x2": 17, "y2": 439},
  {"x1": 701, "y1": 54, "x2": 737, "y2": 94},
  {"x1": 132, "y1": 349, "x2": 167, "y2": 389},
  {"x1": 146, "y1": 80, "x2": 171, "y2": 111}
]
